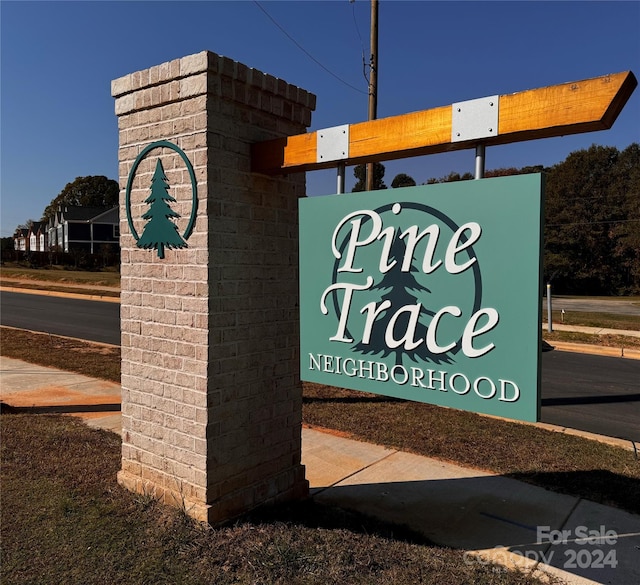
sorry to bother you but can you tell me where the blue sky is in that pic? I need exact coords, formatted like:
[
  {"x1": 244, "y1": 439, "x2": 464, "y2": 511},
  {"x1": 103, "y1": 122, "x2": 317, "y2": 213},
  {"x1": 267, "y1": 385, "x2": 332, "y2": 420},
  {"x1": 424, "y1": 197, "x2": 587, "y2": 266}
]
[{"x1": 1, "y1": 0, "x2": 639, "y2": 237}]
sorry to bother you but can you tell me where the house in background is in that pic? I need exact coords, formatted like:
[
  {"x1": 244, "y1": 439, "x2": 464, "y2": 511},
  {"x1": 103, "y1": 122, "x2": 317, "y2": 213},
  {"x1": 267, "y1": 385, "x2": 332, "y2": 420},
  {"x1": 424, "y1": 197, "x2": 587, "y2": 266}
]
[
  {"x1": 47, "y1": 205, "x2": 119, "y2": 253},
  {"x1": 13, "y1": 227, "x2": 29, "y2": 251},
  {"x1": 28, "y1": 222, "x2": 47, "y2": 252}
]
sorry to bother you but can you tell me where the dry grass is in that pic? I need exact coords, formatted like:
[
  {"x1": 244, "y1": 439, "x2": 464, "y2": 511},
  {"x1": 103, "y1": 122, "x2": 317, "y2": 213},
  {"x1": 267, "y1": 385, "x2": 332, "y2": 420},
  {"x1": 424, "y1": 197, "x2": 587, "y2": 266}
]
[
  {"x1": 0, "y1": 263, "x2": 120, "y2": 297},
  {"x1": 1, "y1": 327, "x2": 120, "y2": 382},
  {"x1": 542, "y1": 330, "x2": 640, "y2": 350},
  {"x1": 543, "y1": 309, "x2": 640, "y2": 331},
  {"x1": 1, "y1": 414, "x2": 551, "y2": 585},
  {"x1": 0, "y1": 263, "x2": 120, "y2": 287},
  {"x1": 2, "y1": 326, "x2": 638, "y2": 516}
]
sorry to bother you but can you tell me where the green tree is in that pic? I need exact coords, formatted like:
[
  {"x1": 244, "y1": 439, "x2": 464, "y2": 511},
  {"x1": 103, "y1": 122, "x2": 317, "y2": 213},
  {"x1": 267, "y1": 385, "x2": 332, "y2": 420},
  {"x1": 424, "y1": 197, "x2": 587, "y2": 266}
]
[
  {"x1": 609, "y1": 143, "x2": 640, "y2": 293},
  {"x1": 543, "y1": 144, "x2": 639, "y2": 294},
  {"x1": 42, "y1": 176, "x2": 119, "y2": 222},
  {"x1": 1, "y1": 236, "x2": 14, "y2": 252},
  {"x1": 425, "y1": 171, "x2": 474, "y2": 184},
  {"x1": 391, "y1": 173, "x2": 416, "y2": 188},
  {"x1": 136, "y1": 159, "x2": 186, "y2": 259},
  {"x1": 484, "y1": 165, "x2": 544, "y2": 178},
  {"x1": 352, "y1": 162, "x2": 387, "y2": 192},
  {"x1": 403, "y1": 145, "x2": 639, "y2": 294}
]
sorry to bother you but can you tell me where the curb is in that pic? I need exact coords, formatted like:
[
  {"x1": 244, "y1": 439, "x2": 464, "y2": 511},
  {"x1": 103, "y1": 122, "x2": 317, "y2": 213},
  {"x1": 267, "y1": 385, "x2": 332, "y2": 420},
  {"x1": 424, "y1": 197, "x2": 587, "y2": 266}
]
[
  {"x1": 548, "y1": 340, "x2": 640, "y2": 360},
  {"x1": 0, "y1": 285, "x2": 120, "y2": 303}
]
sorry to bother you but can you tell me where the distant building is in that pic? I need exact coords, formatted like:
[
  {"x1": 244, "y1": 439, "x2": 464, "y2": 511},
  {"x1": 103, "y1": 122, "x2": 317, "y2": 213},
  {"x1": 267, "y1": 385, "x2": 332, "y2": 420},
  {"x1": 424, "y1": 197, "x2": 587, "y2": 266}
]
[
  {"x1": 47, "y1": 205, "x2": 119, "y2": 253},
  {"x1": 13, "y1": 227, "x2": 29, "y2": 251},
  {"x1": 28, "y1": 221, "x2": 47, "y2": 252}
]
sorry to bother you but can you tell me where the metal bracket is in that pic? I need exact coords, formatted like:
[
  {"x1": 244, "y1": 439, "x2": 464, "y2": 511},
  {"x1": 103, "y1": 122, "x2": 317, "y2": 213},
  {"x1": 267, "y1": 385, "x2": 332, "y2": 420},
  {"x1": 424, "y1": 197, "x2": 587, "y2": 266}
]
[
  {"x1": 317, "y1": 124, "x2": 349, "y2": 163},
  {"x1": 451, "y1": 96, "x2": 499, "y2": 143}
]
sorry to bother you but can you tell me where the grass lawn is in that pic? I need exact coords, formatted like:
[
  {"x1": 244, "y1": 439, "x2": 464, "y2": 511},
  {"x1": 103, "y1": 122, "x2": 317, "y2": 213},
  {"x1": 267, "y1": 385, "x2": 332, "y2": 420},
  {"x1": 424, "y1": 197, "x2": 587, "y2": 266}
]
[
  {"x1": 1, "y1": 286, "x2": 638, "y2": 582},
  {"x1": 0, "y1": 264, "x2": 120, "y2": 297},
  {"x1": 1, "y1": 414, "x2": 555, "y2": 584},
  {"x1": 542, "y1": 329, "x2": 640, "y2": 350},
  {"x1": 2, "y1": 326, "x2": 639, "y2": 518},
  {"x1": 543, "y1": 309, "x2": 640, "y2": 331},
  {"x1": 0, "y1": 263, "x2": 120, "y2": 287}
]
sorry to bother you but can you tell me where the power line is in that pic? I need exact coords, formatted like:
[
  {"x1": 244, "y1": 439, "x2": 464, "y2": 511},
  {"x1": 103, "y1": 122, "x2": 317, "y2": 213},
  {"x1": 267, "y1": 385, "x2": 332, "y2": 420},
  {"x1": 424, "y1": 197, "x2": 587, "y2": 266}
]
[
  {"x1": 351, "y1": 0, "x2": 370, "y2": 86},
  {"x1": 253, "y1": 1, "x2": 367, "y2": 95}
]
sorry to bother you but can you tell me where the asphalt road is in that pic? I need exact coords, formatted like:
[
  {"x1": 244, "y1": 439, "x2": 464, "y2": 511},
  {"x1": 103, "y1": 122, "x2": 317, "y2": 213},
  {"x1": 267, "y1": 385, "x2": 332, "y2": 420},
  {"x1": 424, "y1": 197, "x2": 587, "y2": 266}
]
[
  {"x1": 546, "y1": 296, "x2": 640, "y2": 316},
  {"x1": 1, "y1": 290, "x2": 639, "y2": 442},
  {"x1": 0, "y1": 290, "x2": 120, "y2": 346},
  {"x1": 540, "y1": 350, "x2": 640, "y2": 442}
]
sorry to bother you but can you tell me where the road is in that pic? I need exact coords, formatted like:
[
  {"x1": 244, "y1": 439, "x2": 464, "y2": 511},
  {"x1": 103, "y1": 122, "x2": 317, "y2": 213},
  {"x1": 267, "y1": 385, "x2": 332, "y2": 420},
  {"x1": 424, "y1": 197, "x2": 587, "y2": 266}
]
[
  {"x1": 1, "y1": 290, "x2": 639, "y2": 442},
  {"x1": 540, "y1": 350, "x2": 640, "y2": 442},
  {"x1": 0, "y1": 290, "x2": 120, "y2": 346},
  {"x1": 546, "y1": 296, "x2": 640, "y2": 316}
]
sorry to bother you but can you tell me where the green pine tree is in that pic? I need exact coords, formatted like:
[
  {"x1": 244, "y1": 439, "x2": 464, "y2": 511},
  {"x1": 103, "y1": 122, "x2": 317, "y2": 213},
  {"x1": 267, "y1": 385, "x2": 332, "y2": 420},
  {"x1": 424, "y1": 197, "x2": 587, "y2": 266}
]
[{"x1": 136, "y1": 159, "x2": 187, "y2": 259}]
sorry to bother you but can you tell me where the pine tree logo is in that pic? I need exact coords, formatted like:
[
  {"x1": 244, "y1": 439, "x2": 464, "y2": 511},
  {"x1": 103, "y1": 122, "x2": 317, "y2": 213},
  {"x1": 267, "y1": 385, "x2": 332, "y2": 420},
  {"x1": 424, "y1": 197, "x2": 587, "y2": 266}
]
[
  {"x1": 136, "y1": 159, "x2": 186, "y2": 259},
  {"x1": 351, "y1": 232, "x2": 453, "y2": 366},
  {"x1": 125, "y1": 140, "x2": 198, "y2": 260}
]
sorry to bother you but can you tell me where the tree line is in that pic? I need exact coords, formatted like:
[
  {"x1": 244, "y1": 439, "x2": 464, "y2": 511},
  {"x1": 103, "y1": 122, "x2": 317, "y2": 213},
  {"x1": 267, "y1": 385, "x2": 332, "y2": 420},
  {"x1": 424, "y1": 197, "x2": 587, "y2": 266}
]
[
  {"x1": 353, "y1": 143, "x2": 640, "y2": 296},
  {"x1": 7, "y1": 144, "x2": 638, "y2": 295}
]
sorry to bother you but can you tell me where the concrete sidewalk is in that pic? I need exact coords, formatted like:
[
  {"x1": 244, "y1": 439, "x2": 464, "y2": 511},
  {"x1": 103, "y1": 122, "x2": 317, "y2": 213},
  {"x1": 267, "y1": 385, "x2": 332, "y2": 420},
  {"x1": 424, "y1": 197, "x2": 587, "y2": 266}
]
[
  {"x1": 1, "y1": 355, "x2": 638, "y2": 585},
  {"x1": 545, "y1": 324, "x2": 640, "y2": 338}
]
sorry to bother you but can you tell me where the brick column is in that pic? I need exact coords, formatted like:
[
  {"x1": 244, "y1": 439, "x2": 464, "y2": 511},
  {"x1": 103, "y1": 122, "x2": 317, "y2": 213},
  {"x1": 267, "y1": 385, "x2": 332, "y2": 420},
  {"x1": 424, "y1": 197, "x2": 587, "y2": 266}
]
[{"x1": 112, "y1": 51, "x2": 315, "y2": 523}]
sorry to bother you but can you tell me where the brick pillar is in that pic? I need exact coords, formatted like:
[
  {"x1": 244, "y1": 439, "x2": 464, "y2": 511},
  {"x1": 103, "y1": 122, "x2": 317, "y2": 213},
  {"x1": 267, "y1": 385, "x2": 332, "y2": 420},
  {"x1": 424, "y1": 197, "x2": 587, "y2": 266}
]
[{"x1": 112, "y1": 51, "x2": 315, "y2": 523}]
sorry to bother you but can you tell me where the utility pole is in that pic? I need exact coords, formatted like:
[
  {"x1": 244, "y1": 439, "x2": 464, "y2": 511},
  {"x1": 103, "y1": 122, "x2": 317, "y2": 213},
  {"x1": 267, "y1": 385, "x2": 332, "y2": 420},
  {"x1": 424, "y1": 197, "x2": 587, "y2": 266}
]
[{"x1": 366, "y1": 0, "x2": 378, "y2": 191}]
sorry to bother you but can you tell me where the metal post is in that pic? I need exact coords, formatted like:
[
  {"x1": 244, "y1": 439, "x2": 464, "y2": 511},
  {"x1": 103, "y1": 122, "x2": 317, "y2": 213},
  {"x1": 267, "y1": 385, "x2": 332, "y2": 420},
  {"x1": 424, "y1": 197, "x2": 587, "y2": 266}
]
[
  {"x1": 475, "y1": 144, "x2": 485, "y2": 179},
  {"x1": 337, "y1": 163, "x2": 345, "y2": 194},
  {"x1": 547, "y1": 282, "x2": 553, "y2": 332},
  {"x1": 366, "y1": 0, "x2": 378, "y2": 191}
]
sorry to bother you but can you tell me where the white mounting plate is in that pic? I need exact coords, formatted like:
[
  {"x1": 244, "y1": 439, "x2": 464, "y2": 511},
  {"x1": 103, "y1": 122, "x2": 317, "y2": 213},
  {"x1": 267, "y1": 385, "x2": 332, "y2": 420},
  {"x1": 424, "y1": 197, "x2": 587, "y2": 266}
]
[
  {"x1": 451, "y1": 96, "x2": 499, "y2": 143},
  {"x1": 317, "y1": 124, "x2": 349, "y2": 163}
]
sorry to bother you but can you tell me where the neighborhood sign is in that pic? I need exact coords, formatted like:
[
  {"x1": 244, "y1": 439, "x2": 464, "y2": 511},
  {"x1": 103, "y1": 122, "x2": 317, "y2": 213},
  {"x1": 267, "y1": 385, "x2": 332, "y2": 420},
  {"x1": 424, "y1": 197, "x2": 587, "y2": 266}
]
[{"x1": 300, "y1": 174, "x2": 544, "y2": 422}]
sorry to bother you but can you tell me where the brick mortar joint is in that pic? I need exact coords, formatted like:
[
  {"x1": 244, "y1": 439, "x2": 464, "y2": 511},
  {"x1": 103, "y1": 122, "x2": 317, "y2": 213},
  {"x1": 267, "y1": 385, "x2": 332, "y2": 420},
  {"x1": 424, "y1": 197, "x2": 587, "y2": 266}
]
[
  {"x1": 113, "y1": 52, "x2": 316, "y2": 109},
  {"x1": 115, "y1": 92, "x2": 315, "y2": 120},
  {"x1": 113, "y1": 72, "x2": 311, "y2": 98}
]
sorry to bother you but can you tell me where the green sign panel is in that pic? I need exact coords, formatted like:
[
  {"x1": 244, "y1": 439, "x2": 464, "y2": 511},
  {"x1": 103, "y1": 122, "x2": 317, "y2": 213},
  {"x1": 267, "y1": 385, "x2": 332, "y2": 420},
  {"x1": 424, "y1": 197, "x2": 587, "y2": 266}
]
[{"x1": 299, "y1": 174, "x2": 544, "y2": 422}]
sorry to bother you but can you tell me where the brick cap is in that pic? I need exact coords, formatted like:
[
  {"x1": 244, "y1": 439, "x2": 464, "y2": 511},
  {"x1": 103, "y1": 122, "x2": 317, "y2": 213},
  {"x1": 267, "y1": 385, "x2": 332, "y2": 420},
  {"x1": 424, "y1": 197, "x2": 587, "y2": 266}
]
[{"x1": 111, "y1": 50, "x2": 316, "y2": 110}]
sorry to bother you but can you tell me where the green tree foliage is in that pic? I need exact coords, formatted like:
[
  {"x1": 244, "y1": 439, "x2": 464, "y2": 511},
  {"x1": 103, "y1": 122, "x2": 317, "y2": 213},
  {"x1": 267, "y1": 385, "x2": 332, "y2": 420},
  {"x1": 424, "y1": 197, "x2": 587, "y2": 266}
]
[
  {"x1": 544, "y1": 144, "x2": 640, "y2": 294},
  {"x1": 1, "y1": 236, "x2": 15, "y2": 251},
  {"x1": 42, "y1": 175, "x2": 119, "y2": 222},
  {"x1": 352, "y1": 162, "x2": 387, "y2": 192},
  {"x1": 485, "y1": 165, "x2": 544, "y2": 178},
  {"x1": 391, "y1": 173, "x2": 416, "y2": 188},
  {"x1": 418, "y1": 147, "x2": 639, "y2": 295},
  {"x1": 425, "y1": 170, "x2": 474, "y2": 184},
  {"x1": 609, "y1": 144, "x2": 640, "y2": 294}
]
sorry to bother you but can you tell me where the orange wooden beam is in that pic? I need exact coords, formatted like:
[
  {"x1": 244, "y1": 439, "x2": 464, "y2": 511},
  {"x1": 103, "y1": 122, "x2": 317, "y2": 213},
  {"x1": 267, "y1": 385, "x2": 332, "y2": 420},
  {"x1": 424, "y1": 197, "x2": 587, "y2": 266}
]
[{"x1": 251, "y1": 71, "x2": 637, "y2": 175}]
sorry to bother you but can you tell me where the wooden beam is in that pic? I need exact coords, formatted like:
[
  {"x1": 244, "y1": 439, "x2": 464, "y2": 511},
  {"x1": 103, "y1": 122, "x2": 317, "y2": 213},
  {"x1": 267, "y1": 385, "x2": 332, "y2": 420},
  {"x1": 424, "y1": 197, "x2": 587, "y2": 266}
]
[{"x1": 251, "y1": 71, "x2": 637, "y2": 175}]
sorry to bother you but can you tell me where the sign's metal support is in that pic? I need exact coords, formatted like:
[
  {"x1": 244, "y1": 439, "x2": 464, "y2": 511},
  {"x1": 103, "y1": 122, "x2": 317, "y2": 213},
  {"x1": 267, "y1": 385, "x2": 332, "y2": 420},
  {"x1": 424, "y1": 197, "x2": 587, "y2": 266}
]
[
  {"x1": 547, "y1": 283, "x2": 553, "y2": 332},
  {"x1": 475, "y1": 144, "x2": 486, "y2": 179},
  {"x1": 317, "y1": 124, "x2": 349, "y2": 194},
  {"x1": 337, "y1": 163, "x2": 345, "y2": 194}
]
